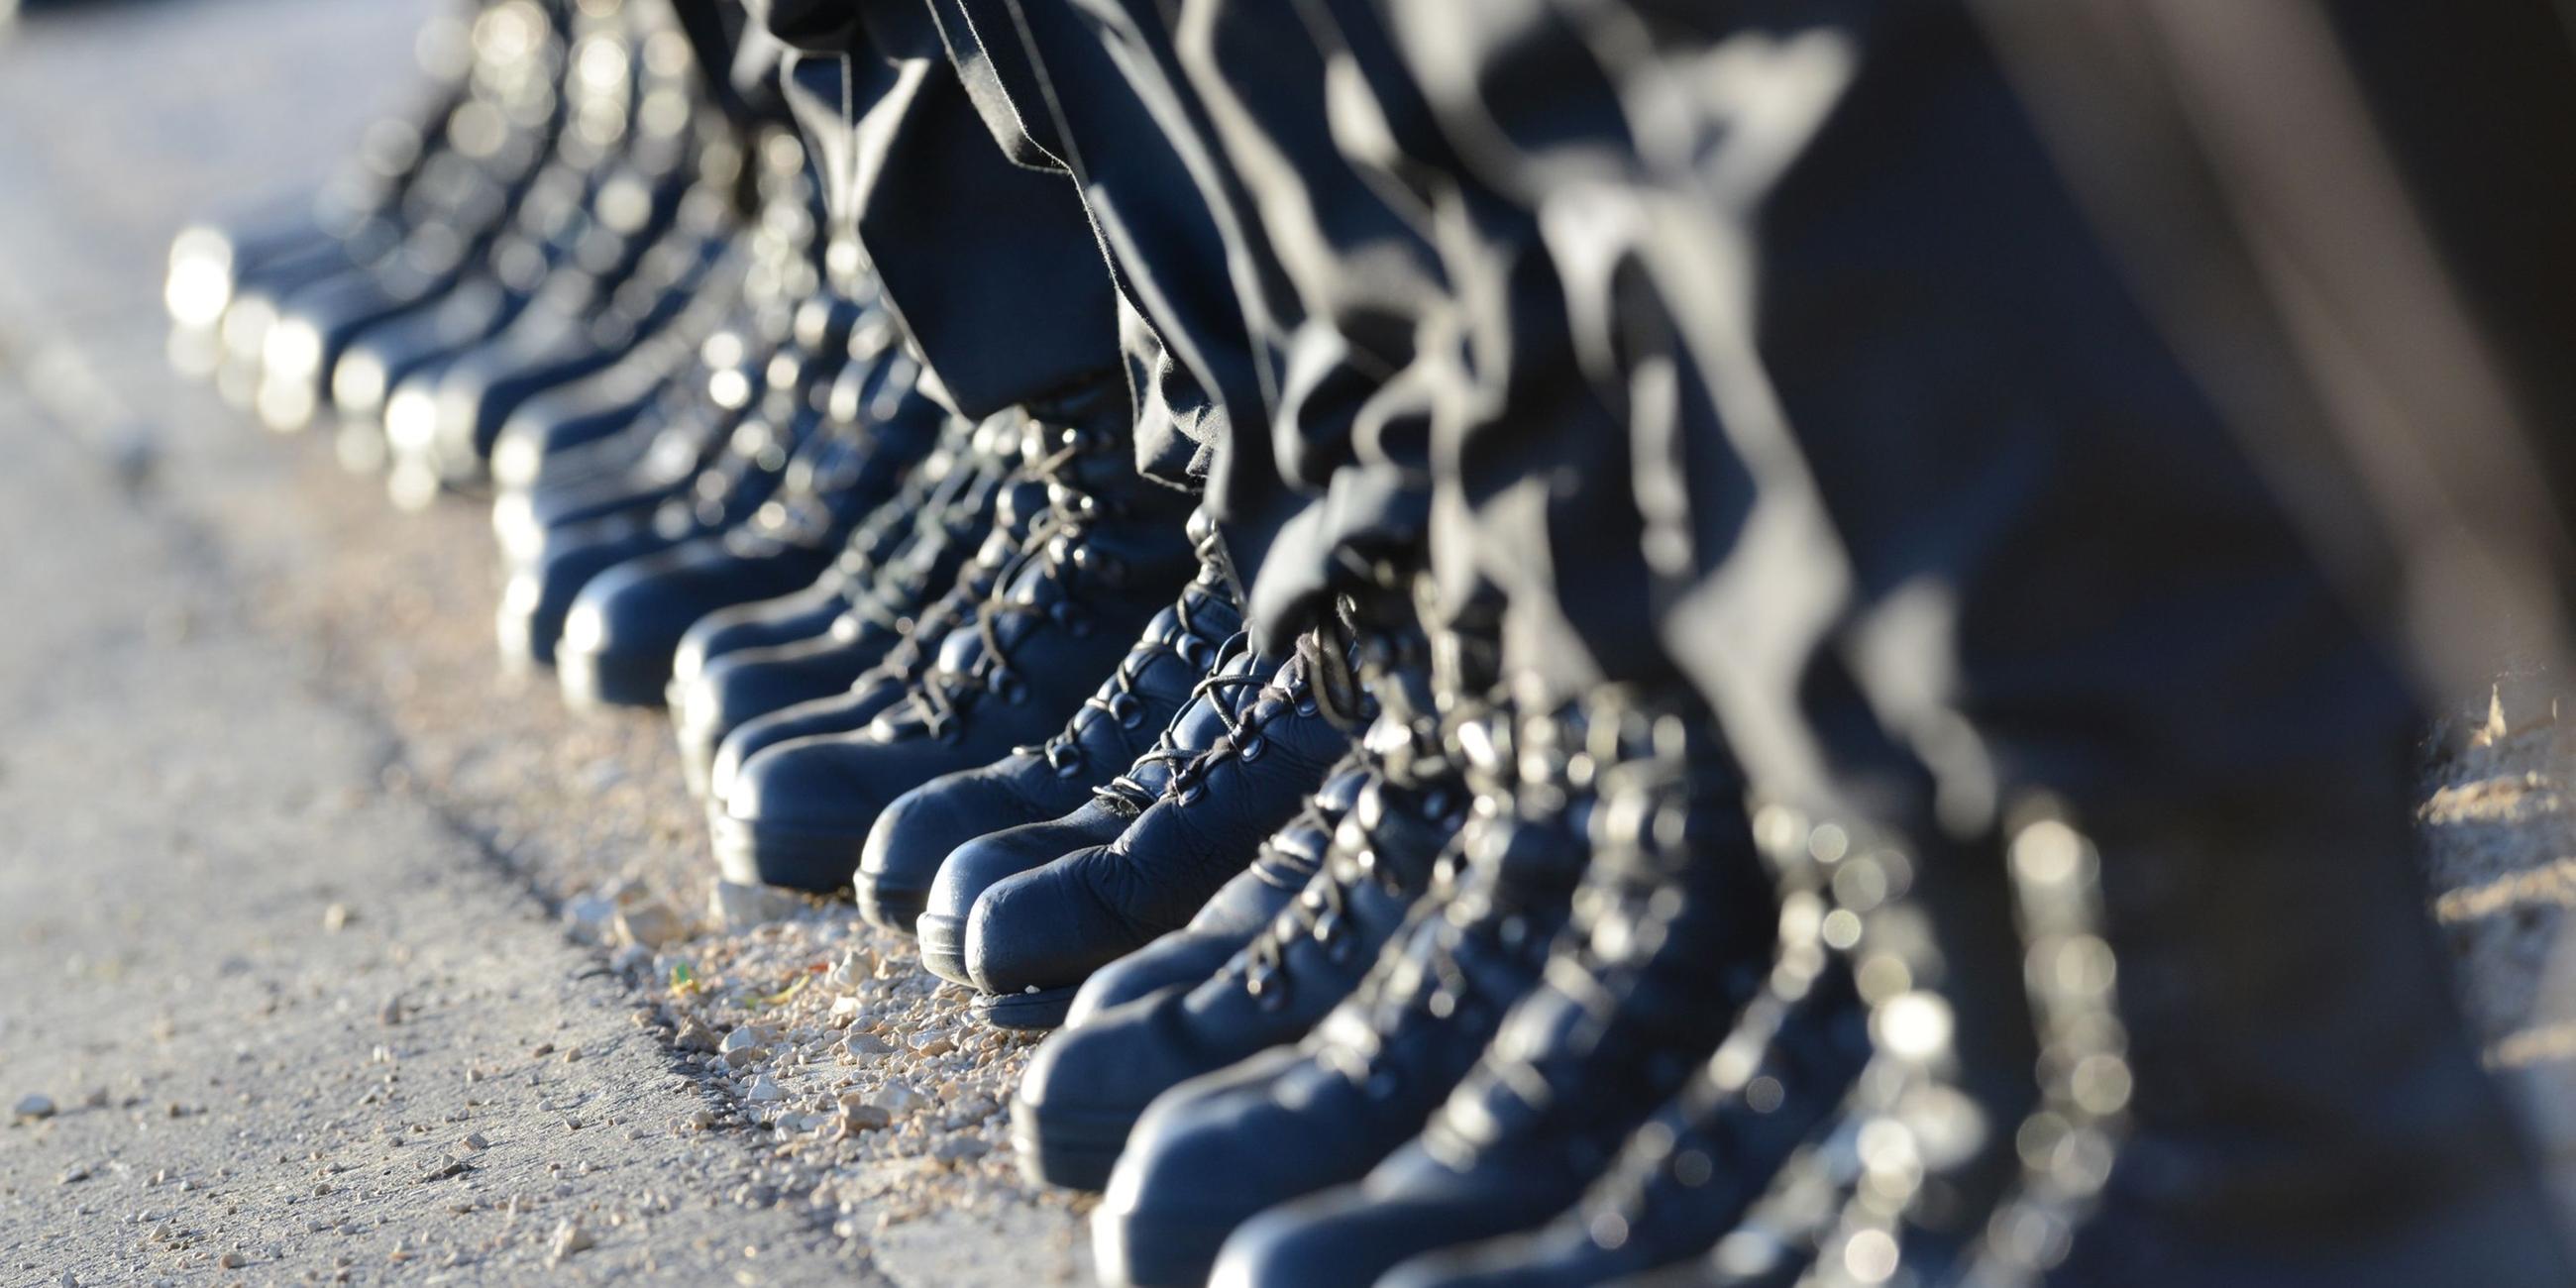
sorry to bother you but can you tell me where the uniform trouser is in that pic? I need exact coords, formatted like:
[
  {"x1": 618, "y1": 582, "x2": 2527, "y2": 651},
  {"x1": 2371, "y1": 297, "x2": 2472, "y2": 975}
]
[
  {"x1": 765, "y1": 4, "x2": 1121, "y2": 425},
  {"x1": 1375, "y1": 0, "x2": 2575, "y2": 1280}
]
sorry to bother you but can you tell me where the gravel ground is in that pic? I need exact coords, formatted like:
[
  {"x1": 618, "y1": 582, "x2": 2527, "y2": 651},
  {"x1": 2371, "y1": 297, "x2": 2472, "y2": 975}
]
[{"x1": 0, "y1": 1, "x2": 2570, "y2": 1284}]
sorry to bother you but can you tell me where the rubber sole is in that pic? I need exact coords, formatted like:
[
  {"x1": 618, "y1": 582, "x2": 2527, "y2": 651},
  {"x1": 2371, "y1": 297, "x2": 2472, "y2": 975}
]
[
  {"x1": 856, "y1": 883, "x2": 926, "y2": 937},
  {"x1": 916, "y1": 912, "x2": 971, "y2": 986},
  {"x1": 1010, "y1": 1092, "x2": 1135, "y2": 1192},
  {"x1": 557, "y1": 644, "x2": 674, "y2": 710},
  {"x1": 706, "y1": 809, "x2": 860, "y2": 896},
  {"x1": 1091, "y1": 1201, "x2": 1241, "y2": 1288},
  {"x1": 973, "y1": 984, "x2": 1077, "y2": 1031}
]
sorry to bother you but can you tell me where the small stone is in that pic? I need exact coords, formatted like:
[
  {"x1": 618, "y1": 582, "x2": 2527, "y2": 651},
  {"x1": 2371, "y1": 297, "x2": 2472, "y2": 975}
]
[
  {"x1": 931, "y1": 1136, "x2": 990, "y2": 1164},
  {"x1": 719, "y1": 1024, "x2": 776, "y2": 1054},
  {"x1": 378, "y1": 997, "x2": 403, "y2": 1026},
  {"x1": 548, "y1": 1221, "x2": 595, "y2": 1261},
  {"x1": 461, "y1": 1131, "x2": 489, "y2": 1152},
  {"x1": 823, "y1": 948, "x2": 869, "y2": 991},
  {"x1": 687, "y1": 1109, "x2": 716, "y2": 1129},
  {"x1": 721, "y1": 1046, "x2": 769, "y2": 1070},
  {"x1": 873, "y1": 1085, "x2": 924, "y2": 1115},
  {"x1": 841, "y1": 1032, "x2": 894, "y2": 1060},
  {"x1": 559, "y1": 894, "x2": 618, "y2": 946},
  {"x1": 744, "y1": 1075, "x2": 787, "y2": 1103},
  {"x1": 907, "y1": 1030, "x2": 954, "y2": 1056},
  {"x1": 672, "y1": 1019, "x2": 719, "y2": 1053},
  {"x1": 710, "y1": 881, "x2": 796, "y2": 932},
  {"x1": 613, "y1": 900, "x2": 686, "y2": 950},
  {"x1": 322, "y1": 904, "x2": 354, "y2": 933},
  {"x1": 835, "y1": 1095, "x2": 891, "y2": 1131},
  {"x1": 56, "y1": 1270, "x2": 77, "y2": 1287},
  {"x1": 217, "y1": 1251, "x2": 246, "y2": 1269},
  {"x1": 14, "y1": 1093, "x2": 55, "y2": 1122}
]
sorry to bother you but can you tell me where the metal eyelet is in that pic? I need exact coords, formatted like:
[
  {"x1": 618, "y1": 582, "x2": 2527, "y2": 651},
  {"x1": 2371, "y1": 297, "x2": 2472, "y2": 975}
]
[
  {"x1": 989, "y1": 668, "x2": 1027, "y2": 704},
  {"x1": 1108, "y1": 692, "x2": 1144, "y2": 728},
  {"x1": 1234, "y1": 733, "x2": 1268, "y2": 763},
  {"x1": 1046, "y1": 743, "x2": 1084, "y2": 778}
]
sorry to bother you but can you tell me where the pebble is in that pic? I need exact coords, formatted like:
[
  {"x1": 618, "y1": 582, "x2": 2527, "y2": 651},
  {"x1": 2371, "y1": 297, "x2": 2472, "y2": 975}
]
[
  {"x1": 823, "y1": 948, "x2": 869, "y2": 991},
  {"x1": 720, "y1": 1024, "x2": 777, "y2": 1054},
  {"x1": 745, "y1": 1076, "x2": 786, "y2": 1104},
  {"x1": 722, "y1": 1046, "x2": 769, "y2": 1070},
  {"x1": 672, "y1": 1019, "x2": 719, "y2": 1053},
  {"x1": 322, "y1": 904, "x2": 354, "y2": 933},
  {"x1": 908, "y1": 1030, "x2": 954, "y2": 1056},
  {"x1": 548, "y1": 1221, "x2": 595, "y2": 1261},
  {"x1": 835, "y1": 1095, "x2": 891, "y2": 1130},
  {"x1": 461, "y1": 1131, "x2": 490, "y2": 1152},
  {"x1": 559, "y1": 894, "x2": 618, "y2": 946},
  {"x1": 710, "y1": 881, "x2": 796, "y2": 931},
  {"x1": 613, "y1": 900, "x2": 686, "y2": 950},
  {"x1": 217, "y1": 1251, "x2": 246, "y2": 1270},
  {"x1": 841, "y1": 1032, "x2": 894, "y2": 1060},
  {"x1": 378, "y1": 997, "x2": 402, "y2": 1026},
  {"x1": 873, "y1": 1085, "x2": 924, "y2": 1115},
  {"x1": 14, "y1": 1093, "x2": 55, "y2": 1122}
]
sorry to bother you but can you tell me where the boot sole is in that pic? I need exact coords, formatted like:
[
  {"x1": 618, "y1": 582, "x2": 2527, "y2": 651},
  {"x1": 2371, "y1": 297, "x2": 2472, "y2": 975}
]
[
  {"x1": 1009, "y1": 1092, "x2": 1133, "y2": 1192},
  {"x1": 915, "y1": 913, "x2": 972, "y2": 987},
  {"x1": 973, "y1": 985, "x2": 1076, "y2": 1031},
  {"x1": 558, "y1": 645, "x2": 673, "y2": 710},
  {"x1": 1091, "y1": 1203, "x2": 1237, "y2": 1288},
  {"x1": 707, "y1": 810, "x2": 859, "y2": 896},
  {"x1": 857, "y1": 884, "x2": 926, "y2": 937}
]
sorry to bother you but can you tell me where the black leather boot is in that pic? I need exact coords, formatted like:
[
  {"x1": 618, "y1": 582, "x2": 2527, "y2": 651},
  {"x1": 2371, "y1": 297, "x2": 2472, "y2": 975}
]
[
  {"x1": 492, "y1": 289, "x2": 857, "y2": 672},
  {"x1": 1058, "y1": 757, "x2": 1369, "y2": 1026},
  {"x1": 708, "y1": 393, "x2": 1201, "y2": 895},
  {"x1": 853, "y1": 511, "x2": 1242, "y2": 931},
  {"x1": 1378, "y1": 815, "x2": 1871, "y2": 1288},
  {"x1": 666, "y1": 411, "x2": 1016, "y2": 793},
  {"x1": 553, "y1": 359, "x2": 946, "y2": 708},
  {"x1": 1012, "y1": 581, "x2": 1463, "y2": 1185},
  {"x1": 1209, "y1": 690, "x2": 1777, "y2": 1288},
  {"x1": 1089, "y1": 695, "x2": 1589, "y2": 1288},
  {"x1": 946, "y1": 631, "x2": 1356, "y2": 1030},
  {"x1": 910, "y1": 638, "x2": 1275, "y2": 979}
]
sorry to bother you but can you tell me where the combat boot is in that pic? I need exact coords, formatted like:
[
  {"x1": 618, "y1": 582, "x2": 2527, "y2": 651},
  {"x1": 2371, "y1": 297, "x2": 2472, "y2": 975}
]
[
  {"x1": 1210, "y1": 689, "x2": 1776, "y2": 1287},
  {"x1": 852, "y1": 510, "x2": 1241, "y2": 930},
  {"x1": 1013, "y1": 581, "x2": 1464, "y2": 1185},
  {"x1": 1089, "y1": 695, "x2": 1589, "y2": 1288},
  {"x1": 493, "y1": 290, "x2": 855, "y2": 671},
  {"x1": 553, "y1": 363, "x2": 946, "y2": 707},
  {"x1": 709, "y1": 394, "x2": 1200, "y2": 894},
  {"x1": 948, "y1": 629, "x2": 1355, "y2": 1029}
]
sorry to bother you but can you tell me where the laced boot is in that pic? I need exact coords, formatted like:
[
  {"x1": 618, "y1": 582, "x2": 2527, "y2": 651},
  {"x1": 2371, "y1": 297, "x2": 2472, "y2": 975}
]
[
  {"x1": 1723, "y1": 784, "x2": 2574, "y2": 1288},
  {"x1": 674, "y1": 414, "x2": 1024, "y2": 796},
  {"x1": 1012, "y1": 579, "x2": 1464, "y2": 1185},
  {"x1": 166, "y1": 0, "x2": 483, "y2": 370},
  {"x1": 485, "y1": 130, "x2": 820, "y2": 531},
  {"x1": 493, "y1": 286, "x2": 855, "y2": 672},
  {"x1": 200, "y1": 0, "x2": 571, "y2": 408},
  {"x1": 950, "y1": 630, "x2": 1357, "y2": 1030},
  {"x1": 1090, "y1": 694, "x2": 1591, "y2": 1288},
  {"x1": 700, "y1": 454, "x2": 1053, "y2": 807},
  {"x1": 709, "y1": 394, "x2": 1201, "y2": 894},
  {"x1": 268, "y1": 0, "x2": 706, "y2": 437},
  {"x1": 1385, "y1": 823, "x2": 1871, "y2": 1288},
  {"x1": 554, "y1": 353, "x2": 945, "y2": 707},
  {"x1": 853, "y1": 512, "x2": 1242, "y2": 930},
  {"x1": 1061, "y1": 757, "x2": 1370, "y2": 1026},
  {"x1": 1211, "y1": 690, "x2": 1777, "y2": 1288}
]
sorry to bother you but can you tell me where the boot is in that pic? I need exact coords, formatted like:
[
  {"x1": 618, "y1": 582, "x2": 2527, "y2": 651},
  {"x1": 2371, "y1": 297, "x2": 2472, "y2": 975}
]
[
  {"x1": 853, "y1": 510, "x2": 1243, "y2": 930},
  {"x1": 674, "y1": 416, "x2": 1026, "y2": 795},
  {"x1": 492, "y1": 289, "x2": 858, "y2": 672},
  {"x1": 708, "y1": 392, "x2": 1200, "y2": 894},
  {"x1": 1013, "y1": 579, "x2": 1463, "y2": 1186},
  {"x1": 946, "y1": 631, "x2": 1355, "y2": 1029},
  {"x1": 553, "y1": 363, "x2": 946, "y2": 707},
  {"x1": 1089, "y1": 694, "x2": 1589, "y2": 1288},
  {"x1": 1210, "y1": 689, "x2": 1777, "y2": 1288},
  {"x1": 1381, "y1": 856, "x2": 1870, "y2": 1288}
]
